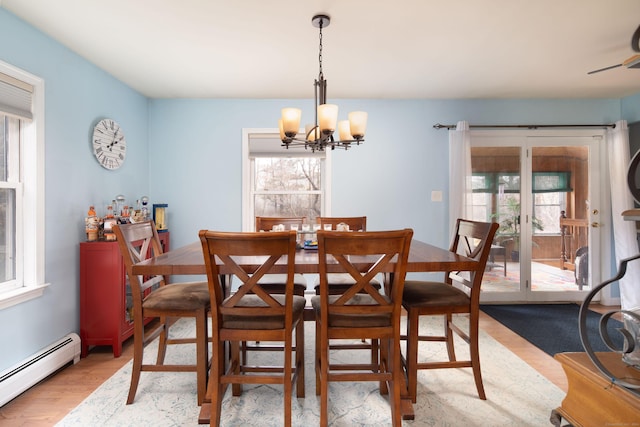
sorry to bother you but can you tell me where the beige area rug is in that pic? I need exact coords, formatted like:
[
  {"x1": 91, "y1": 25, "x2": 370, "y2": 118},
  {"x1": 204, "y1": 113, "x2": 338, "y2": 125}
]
[{"x1": 56, "y1": 316, "x2": 565, "y2": 426}]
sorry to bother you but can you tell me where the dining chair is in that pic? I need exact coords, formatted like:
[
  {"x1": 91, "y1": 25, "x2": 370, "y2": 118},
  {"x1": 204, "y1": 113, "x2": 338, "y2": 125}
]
[
  {"x1": 312, "y1": 228, "x2": 413, "y2": 427},
  {"x1": 317, "y1": 215, "x2": 367, "y2": 232},
  {"x1": 254, "y1": 216, "x2": 308, "y2": 296},
  {"x1": 314, "y1": 216, "x2": 381, "y2": 295},
  {"x1": 113, "y1": 220, "x2": 210, "y2": 405},
  {"x1": 401, "y1": 218, "x2": 499, "y2": 403},
  {"x1": 199, "y1": 230, "x2": 305, "y2": 427},
  {"x1": 314, "y1": 216, "x2": 382, "y2": 358}
]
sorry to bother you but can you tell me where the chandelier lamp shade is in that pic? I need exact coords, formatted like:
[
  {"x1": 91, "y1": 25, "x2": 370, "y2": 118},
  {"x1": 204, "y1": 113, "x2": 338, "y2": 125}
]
[{"x1": 279, "y1": 14, "x2": 367, "y2": 151}]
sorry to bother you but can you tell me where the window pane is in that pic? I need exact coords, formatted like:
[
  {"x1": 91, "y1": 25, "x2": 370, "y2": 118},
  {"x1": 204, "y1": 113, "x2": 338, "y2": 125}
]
[
  {"x1": 534, "y1": 192, "x2": 563, "y2": 234},
  {"x1": 254, "y1": 158, "x2": 321, "y2": 191},
  {"x1": 0, "y1": 116, "x2": 6, "y2": 181},
  {"x1": 0, "y1": 187, "x2": 16, "y2": 282},
  {"x1": 254, "y1": 194, "x2": 321, "y2": 219}
]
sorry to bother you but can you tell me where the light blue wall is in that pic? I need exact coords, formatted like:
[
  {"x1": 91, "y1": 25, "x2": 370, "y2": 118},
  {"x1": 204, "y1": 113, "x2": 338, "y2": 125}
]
[
  {"x1": 149, "y1": 98, "x2": 621, "y2": 251},
  {"x1": 0, "y1": 9, "x2": 149, "y2": 369},
  {"x1": 1, "y1": 6, "x2": 639, "y2": 373},
  {"x1": 622, "y1": 92, "x2": 640, "y2": 123}
]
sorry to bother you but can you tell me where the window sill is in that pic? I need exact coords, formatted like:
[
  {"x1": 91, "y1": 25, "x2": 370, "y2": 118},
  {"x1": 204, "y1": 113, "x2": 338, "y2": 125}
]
[{"x1": 0, "y1": 283, "x2": 49, "y2": 310}]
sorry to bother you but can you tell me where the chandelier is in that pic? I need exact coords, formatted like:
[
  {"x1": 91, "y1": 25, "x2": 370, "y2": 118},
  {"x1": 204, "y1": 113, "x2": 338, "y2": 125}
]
[{"x1": 279, "y1": 14, "x2": 367, "y2": 152}]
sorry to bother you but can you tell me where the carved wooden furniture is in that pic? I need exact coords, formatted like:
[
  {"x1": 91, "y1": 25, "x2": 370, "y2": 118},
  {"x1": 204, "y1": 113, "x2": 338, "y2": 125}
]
[
  {"x1": 401, "y1": 219, "x2": 499, "y2": 403},
  {"x1": 254, "y1": 216, "x2": 307, "y2": 296},
  {"x1": 132, "y1": 237, "x2": 481, "y2": 422},
  {"x1": 312, "y1": 229, "x2": 413, "y2": 427},
  {"x1": 316, "y1": 215, "x2": 367, "y2": 231},
  {"x1": 551, "y1": 352, "x2": 640, "y2": 426},
  {"x1": 313, "y1": 216, "x2": 380, "y2": 295},
  {"x1": 198, "y1": 230, "x2": 305, "y2": 427},
  {"x1": 113, "y1": 221, "x2": 210, "y2": 405}
]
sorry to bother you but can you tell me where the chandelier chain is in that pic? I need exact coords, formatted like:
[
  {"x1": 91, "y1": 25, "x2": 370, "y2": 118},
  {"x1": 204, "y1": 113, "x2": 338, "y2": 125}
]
[{"x1": 318, "y1": 21, "x2": 323, "y2": 78}]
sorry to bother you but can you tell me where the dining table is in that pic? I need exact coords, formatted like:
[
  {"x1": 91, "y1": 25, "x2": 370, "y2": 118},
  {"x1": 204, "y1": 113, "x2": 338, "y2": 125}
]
[{"x1": 132, "y1": 237, "x2": 481, "y2": 421}]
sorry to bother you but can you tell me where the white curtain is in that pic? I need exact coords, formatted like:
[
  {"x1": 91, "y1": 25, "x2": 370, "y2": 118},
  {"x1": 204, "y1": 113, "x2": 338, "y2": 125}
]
[
  {"x1": 448, "y1": 121, "x2": 473, "y2": 236},
  {"x1": 607, "y1": 119, "x2": 640, "y2": 312}
]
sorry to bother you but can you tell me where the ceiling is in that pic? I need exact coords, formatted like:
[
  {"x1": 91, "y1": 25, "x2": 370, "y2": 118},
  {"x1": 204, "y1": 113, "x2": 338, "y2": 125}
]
[{"x1": 2, "y1": 0, "x2": 640, "y2": 100}]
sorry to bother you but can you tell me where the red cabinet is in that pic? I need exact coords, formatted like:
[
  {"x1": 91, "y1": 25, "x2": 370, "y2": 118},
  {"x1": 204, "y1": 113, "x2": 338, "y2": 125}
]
[{"x1": 79, "y1": 232, "x2": 169, "y2": 357}]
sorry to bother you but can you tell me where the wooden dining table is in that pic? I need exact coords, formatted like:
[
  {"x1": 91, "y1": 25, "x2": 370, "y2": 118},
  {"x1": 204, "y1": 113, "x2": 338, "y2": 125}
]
[{"x1": 132, "y1": 238, "x2": 481, "y2": 421}]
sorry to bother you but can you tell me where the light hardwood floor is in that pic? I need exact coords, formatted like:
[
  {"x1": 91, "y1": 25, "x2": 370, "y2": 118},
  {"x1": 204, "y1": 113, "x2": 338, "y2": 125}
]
[{"x1": 0, "y1": 304, "x2": 615, "y2": 426}]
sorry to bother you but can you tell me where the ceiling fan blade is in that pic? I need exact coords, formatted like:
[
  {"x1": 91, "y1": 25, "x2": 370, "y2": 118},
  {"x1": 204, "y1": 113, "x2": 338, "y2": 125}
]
[
  {"x1": 632, "y1": 24, "x2": 640, "y2": 52},
  {"x1": 587, "y1": 63, "x2": 623, "y2": 75}
]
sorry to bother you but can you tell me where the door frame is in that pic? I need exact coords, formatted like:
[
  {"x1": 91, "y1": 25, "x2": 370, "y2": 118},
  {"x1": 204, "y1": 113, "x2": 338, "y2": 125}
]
[{"x1": 470, "y1": 129, "x2": 612, "y2": 304}]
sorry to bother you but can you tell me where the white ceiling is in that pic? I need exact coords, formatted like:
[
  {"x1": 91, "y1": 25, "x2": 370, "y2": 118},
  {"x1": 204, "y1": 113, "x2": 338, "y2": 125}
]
[{"x1": 2, "y1": 0, "x2": 640, "y2": 100}]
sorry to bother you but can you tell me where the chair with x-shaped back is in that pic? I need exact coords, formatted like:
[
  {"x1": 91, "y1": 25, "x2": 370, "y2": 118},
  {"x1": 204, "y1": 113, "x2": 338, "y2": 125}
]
[
  {"x1": 198, "y1": 230, "x2": 305, "y2": 426},
  {"x1": 113, "y1": 220, "x2": 210, "y2": 405},
  {"x1": 401, "y1": 218, "x2": 498, "y2": 403},
  {"x1": 312, "y1": 228, "x2": 413, "y2": 427}
]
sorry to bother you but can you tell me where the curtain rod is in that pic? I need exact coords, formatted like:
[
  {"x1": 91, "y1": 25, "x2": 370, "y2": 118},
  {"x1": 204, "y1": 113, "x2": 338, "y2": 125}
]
[{"x1": 433, "y1": 123, "x2": 616, "y2": 130}]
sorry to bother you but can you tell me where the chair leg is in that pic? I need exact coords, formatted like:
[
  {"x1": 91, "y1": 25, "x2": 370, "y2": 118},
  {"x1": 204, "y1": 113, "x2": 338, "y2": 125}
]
[
  {"x1": 318, "y1": 325, "x2": 329, "y2": 427},
  {"x1": 284, "y1": 336, "x2": 293, "y2": 427},
  {"x1": 126, "y1": 324, "x2": 145, "y2": 404},
  {"x1": 389, "y1": 336, "x2": 403, "y2": 427},
  {"x1": 469, "y1": 314, "x2": 486, "y2": 400},
  {"x1": 195, "y1": 310, "x2": 209, "y2": 405},
  {"x1": 379, "y1": 339, "x2": 389, "y2": 395},
  {"x1": 405, "y1": 309, "x2": 420, "y2": 404},
  {"x1": 445, "y1": 314, "x2": 457, "y2": 361},
  {"x1": 315, "y1": 319, "x2": 321, "y2": 396},
  {"x1": 156, "y1": 317, "x2": 168, "y2": 365},
  {"x1": 231, "y1": 341, "x2": 242, "y2": 396},
  {"x1": 371, "y1": 338, "x2": 379, "y2": 370},
  {"x1": 206, "y1": 341, "x2": 226, "y2": 426},
  {"x1": 296, "y1": 319, "x2": 305, "y2": 398}
]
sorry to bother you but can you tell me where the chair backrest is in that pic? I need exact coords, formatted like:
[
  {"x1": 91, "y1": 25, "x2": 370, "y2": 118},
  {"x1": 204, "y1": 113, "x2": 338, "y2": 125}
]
[
  {"x1": 448, "y1": 219, "x2": 499, "y2": 298},
  {"x1": 315, "y1": 229, "x2": 413, "y2": 320},
  {"x1": 113, "y1": 221, "x2": 166, "y2": 313},
  {"x1": 255, "y1": 216, "x2": 306, "y2": 232},
  {"x1": 317, "y1": 216, "x2": 367, "y2": 231},
  {"x1": 199, "y1": 230, "x2": 298, "y2": 323}
]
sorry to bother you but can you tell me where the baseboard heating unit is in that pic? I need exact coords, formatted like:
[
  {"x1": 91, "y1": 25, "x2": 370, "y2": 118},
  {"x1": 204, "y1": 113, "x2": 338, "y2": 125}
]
[{"x1": 0, "y1": 333, "x2": 81, "y2": 407}]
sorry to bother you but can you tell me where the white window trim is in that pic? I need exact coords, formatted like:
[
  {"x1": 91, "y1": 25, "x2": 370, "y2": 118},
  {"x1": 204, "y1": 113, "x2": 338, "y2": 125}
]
[
  {"x1": 241, "y1": 128, "x2": 332, "y2": 231},
  {"x1": 0, "y1": 60, "x2": 47, "y2": 310}
]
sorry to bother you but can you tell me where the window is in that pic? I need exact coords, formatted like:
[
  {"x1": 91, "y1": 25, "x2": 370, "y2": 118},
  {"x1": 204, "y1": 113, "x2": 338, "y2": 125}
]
[
  {"x1": 0, "y1": 62, "x2": 46, "y2": 309},
  {"x1": 532, "y1": 172, "x2": 570, "y2": 234},
  {"x1": 242, "y1": 130, "x2": 331, "y2": 230},
  {"x1": 472, "y1": 171, "x2": 568, "y2": 235}
]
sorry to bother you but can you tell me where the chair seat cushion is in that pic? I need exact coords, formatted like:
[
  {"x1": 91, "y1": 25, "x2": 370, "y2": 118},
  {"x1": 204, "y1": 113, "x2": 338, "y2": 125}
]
[
  {"x1": 402, "y1": 280, "x2": 470, "y2": 309},
  {"x1": 256, "y1": 273, "x2": 307, "y2": 296},
  {"x1": 313, "y1": 273, "x2": 381, "y2": 295},
  {"x1": 143, "y1": 282, "x2": 210, "y2": 311},
  {"x1": 310, "y1": 294, "x2": 391, "y2": 327},
  {"x1": 223, "y1": 294, "x2": 306, "y2": 329}
]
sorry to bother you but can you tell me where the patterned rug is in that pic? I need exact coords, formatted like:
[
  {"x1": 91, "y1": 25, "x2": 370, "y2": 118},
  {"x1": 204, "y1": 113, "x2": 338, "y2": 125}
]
[{"x1": 57, "y1": 317, "x2": 564, "y2": 426}]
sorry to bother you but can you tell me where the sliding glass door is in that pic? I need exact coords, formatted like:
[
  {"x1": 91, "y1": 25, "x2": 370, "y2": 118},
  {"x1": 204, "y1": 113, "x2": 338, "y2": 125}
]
[{"x1": 470, "y1": 131, "x2": 603, "y2": 303}]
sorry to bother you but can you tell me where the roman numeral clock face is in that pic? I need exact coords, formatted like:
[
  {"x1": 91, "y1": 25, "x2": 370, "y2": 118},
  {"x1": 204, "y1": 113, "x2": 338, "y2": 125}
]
[{"x1": 92, "y1": 119, "x2": 126, "y2": 170}]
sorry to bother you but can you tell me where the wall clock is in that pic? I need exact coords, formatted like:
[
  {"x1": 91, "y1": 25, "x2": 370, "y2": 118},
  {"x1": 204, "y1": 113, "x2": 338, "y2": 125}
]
[{"x1": 92, "y1": 118, "x2": 126, "y2": 170}]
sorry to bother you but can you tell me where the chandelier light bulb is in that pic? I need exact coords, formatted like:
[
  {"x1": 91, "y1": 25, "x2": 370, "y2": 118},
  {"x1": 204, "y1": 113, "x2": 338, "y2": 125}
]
[
  {"x1": 318, "y1": 104, "x2": 338, "y2": 135},
  {"x1": 348, "y1": 111, "x2": 368, "y2": 140},
  {"x1": 305, "y1": 124, "x2": 321, "y2": 141},
  {"x1": 281, "y1": 108, "x2": 301, "y2": 137},
  {"x1": 338, "y1": 120, "x2": 352, "y2": 141}
]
